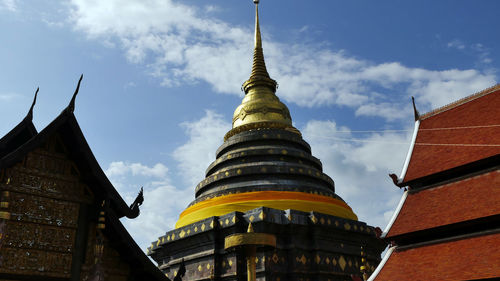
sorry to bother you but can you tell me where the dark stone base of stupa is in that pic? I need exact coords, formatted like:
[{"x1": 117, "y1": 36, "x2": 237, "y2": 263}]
[{"x1": 148, "y1": 207, "x2": 386, "y2": 281}]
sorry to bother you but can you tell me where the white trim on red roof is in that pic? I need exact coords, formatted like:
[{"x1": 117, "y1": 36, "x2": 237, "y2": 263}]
[
  {"x1": 367, "y1": 245, "x2": 396, "y2": 281},
  {"x1": 398, "y1": 120, "x2": 420, "y2": 184},
  {"x1": 381, "y1": 189, "x2": 408, "y2": 238}
]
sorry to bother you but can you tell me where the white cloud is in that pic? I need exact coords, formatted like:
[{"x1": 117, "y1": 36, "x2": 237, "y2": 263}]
[
  {"x1": 103, "y1": 111, "x2": 231, "y2": 254},
  {"x1": 447, "y1": 40, "x2": 493, "y2": 66},
  {"x1": 447, "y1": 39, "x2": 465, "y2": 50},
  {"x1": 106, "y1": 161, "x2": 169, "y2": 178},
  {"x1": 471, "y1": 43, "x2": 493, "y2": 65},
  {"x1": 67, "y1": 0, "x2": 497, "y2": 121},
  {"x1": 173, "y1": 110, "x2": 231, "y2": 187},
  {"x1": 301, "y1": 119, "x2": 412, "y2": 228},
  {"x1": 355, "y1": 102, "x2": 410, "y2": 121},
  {"x1": 104, "y1": 112, "x2": 414, "y2": 254},
  {"x1": 0, "y1": 93, "x2": 21, "y2": 101},
  {"x1": 0, "y1": 0, "x2": 17, "y2": 11},
  {"x1": 105, "y1": 161, "x2": 192, "y2": 255}
]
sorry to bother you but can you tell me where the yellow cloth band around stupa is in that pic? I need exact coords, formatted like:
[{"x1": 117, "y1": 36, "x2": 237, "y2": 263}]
[{"x1": 175, "y1": 191, "x2": 357, "y2": 228}]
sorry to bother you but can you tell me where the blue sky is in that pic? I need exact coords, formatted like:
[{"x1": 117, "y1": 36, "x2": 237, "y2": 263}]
[{"x1": 1, "y1": 0, "x2": 499, "y2": 254}]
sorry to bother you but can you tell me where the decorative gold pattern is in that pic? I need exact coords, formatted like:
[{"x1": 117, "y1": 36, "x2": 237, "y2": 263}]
[
  {"x1": 310, "y1": 215, "x2": 318, "y2": 224},
  {"x1": 225, "y1": 1, "x2": 299, "y2": 141},
  {"x1": 339, "y1": 256, "x2": 346, "y2": 271},
  {"x1": 344, "y1": 222, "x2": 351, "y2": 230},
  {"x1": 297, "y1": 254, "x2": 307, "y2": 265},
  {"x1": 272, "y1": 253, "x2": 279, "y2": 263},
  {"x1": 258, "y1": 211, "x2": 265, "y2": 220}
]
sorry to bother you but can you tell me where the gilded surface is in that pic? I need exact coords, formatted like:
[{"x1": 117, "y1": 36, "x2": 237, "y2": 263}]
[
  {"x1": 230, "y1": 1, "x2": 297, "y2": 137},
  {"x1": 224, "y1": 232, "x2": 276, "y2": 249}
]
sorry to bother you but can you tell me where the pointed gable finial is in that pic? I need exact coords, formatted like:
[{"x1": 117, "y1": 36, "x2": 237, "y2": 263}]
[
  {"x1": 25, "y1": 87, "x2": 39, "y2": 121},
  {"x1": 67, "y1": 74, "x2": 83, "y2": 113},
  {"x1": 411, "y1": 96, "x2": 420, "y2": 121}
]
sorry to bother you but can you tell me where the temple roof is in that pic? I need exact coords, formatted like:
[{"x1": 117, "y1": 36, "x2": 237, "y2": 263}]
[
  {"x1": 0, "y1": 79, "x2": 168, "y2": 280},
  {"x1": 0, "y1": 80, "x2": 139, "y2": 219},
  {"x1": 106, "y1": 208, "x2": 170, "y2": 281},
  {"x1": 401, "y1": 85, "x2": 500, "y2": 185},
  {"x1": 0, "y1": 88, "x2": 38, "y2": 159},
  {"x1": 370, "y1": 231, "x2": 500, "y2": 281},
  {"x1": 385, "y1": 169, "x2": 500, "y2": 240}
]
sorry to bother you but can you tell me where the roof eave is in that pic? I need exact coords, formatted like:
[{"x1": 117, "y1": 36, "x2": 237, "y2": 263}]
[
  {"x1": 381, "y1": 190, "x2": 408, "y2": 239},
  {"x1": 0, "y1": 110, "x2": 136, "y2": 219},
  {"x1": 397, "y1": 120, "x2": 420, "y2": 185},
  {"x1": 367, "y1": 245, "x2": 396, "y2": 281}
]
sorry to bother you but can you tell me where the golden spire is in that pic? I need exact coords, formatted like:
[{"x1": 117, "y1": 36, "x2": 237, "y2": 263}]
[
  {"x1": 226, "y1": 0, "x2": 298, "y2": 140},
  {"x1": 242, "y1": 0, "x2": 277, "y2": 93}
]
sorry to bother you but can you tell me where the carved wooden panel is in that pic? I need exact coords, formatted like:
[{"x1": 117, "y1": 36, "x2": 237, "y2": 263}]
[
  {"x1": 3, "y1": 220, "x2": 75, "y2": 252},
  {"x1": 80, "y1": 223, "x2": 131, "y2": 281},
  {"x1": 0, "y1": 135, "x2": 87, "y2": 278},
  {"x1": 8, "y1": 192, "x2": 79, "y2": 227},
  {"x1": 0, "y1": 247, "x2": 72, "y2": 278},
  {"x1": 3, "y1": 169, "x2": 87, "y2": 202}
]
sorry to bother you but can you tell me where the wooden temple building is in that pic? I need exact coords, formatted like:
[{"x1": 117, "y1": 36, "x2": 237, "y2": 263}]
[
  {"x1": 148, "y1": 1, "x2": 386, "y2": 281},
  {"x1": 368, "y1": 85, "x2": 500, "y2": 280},
  {"x1": 0, "y1": 78, "x2": 169, "y2": 281}
]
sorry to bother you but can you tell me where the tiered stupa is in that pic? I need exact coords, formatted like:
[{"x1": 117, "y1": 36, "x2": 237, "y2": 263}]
[{"x1": 149, "y1": 2, "x2": 385, "y2": 280}]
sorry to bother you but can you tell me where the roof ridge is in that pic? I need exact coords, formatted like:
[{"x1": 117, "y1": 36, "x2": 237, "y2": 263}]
[{"x1": 421, "y1": 83, "x2": 500, "y2": 120}]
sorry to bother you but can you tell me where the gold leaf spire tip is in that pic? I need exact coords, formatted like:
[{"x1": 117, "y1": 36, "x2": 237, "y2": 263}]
[
  {"x1": 242, "y1": 0, "x2": 276, "y2": 94},
  {"x1": 254, "y1": 1, "x2": 261, "y2": 49},
  {"x1": 225, "y1": 0, "x2": 298, "y2": 140}
]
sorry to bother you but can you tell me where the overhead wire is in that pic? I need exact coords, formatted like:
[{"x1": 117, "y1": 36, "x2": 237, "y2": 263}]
[
  {"x1": 304, "y1": 124, "x2": 500, "y2": 147},
  {"x1": 321, "y1": 124, "x2": 500, "y2": 134}
]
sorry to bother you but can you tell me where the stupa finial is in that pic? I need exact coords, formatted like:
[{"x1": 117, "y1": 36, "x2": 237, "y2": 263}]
[
  {"x1": 242, "y1": 0, "x2": 277, "y2": 93},
  {"x1": 225, "y1": 0, "x2": 296, "y2": 140},
  {"x1": 254, "y1": 0, "x2": 262, "y2": 49}
]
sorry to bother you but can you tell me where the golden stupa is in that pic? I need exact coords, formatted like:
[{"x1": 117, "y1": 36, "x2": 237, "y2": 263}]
[{"x1": 175, "y1": 1, "x2": 357, "y2": 228}]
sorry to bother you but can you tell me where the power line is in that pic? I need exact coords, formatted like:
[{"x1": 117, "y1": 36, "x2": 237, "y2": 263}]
[
  {"x1": 306, "y1": 135, "x2": 500, "y2": 147},
  {"x1": 322, "y1": 124, "x2": 500, "y2": 134}
]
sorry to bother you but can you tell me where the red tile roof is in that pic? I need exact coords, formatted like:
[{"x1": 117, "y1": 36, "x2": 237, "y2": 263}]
[
  {"x1": 387, "y1": 170, "x2": 500, "y2": 238},
  {"x1": 403, "y1": 85, "x2": 500, "y2": 183},
  {"x1": 373, "y1": 232, "x2": 500, "y2": 281}
]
